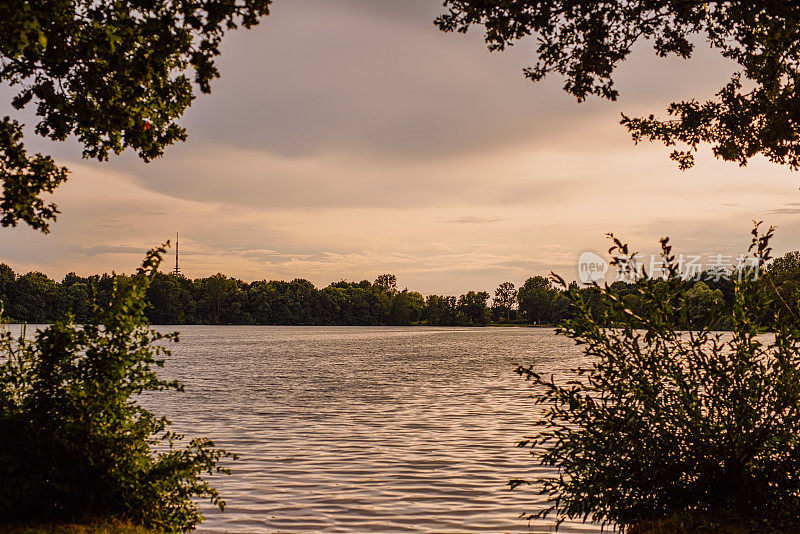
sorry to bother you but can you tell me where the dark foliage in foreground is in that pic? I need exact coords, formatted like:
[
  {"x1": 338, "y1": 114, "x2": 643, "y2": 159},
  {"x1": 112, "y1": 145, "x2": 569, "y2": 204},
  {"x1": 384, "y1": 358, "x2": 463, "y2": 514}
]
[
  {"x1": 0, "y1": 0, "x2": 272, "y2": 231},
  {"x1": 437, "y1": 2, "x2": 800, "y2": 171},
  {"x1": 0, "y1": 246, "x2": 233, "y2": 532},
  {"x1": 513, "y1": 224, "x2": 800, "y2": 530}
]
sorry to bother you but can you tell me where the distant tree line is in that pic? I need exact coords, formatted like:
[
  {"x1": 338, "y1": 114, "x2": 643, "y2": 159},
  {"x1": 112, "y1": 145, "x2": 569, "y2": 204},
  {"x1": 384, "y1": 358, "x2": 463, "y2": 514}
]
[
  {"x1": 0, "y1": 269, "x2": 491, "y2": 326},
  {"x1": 1, "y1": 251, "x2": 799, "y2": 328}
]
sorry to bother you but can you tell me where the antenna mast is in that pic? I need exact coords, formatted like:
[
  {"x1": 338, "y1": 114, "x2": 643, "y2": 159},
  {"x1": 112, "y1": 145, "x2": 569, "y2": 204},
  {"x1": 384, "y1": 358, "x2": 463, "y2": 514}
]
[{"x1": 173, "y1": 232, "x2": 181, "y2": 276}]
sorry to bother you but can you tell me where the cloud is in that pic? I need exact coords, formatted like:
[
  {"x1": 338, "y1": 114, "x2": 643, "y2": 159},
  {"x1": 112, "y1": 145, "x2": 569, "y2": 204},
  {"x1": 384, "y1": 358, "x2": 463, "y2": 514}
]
[
  {"x1": 0, "y1": 0, "x2": 798, "y2": 295},
  {"x1": 767, "y1": 202, "x2": 800, "y2": 215},
  {"x1": 440, "y1": 216, "x2": 509, "y2": 224},
  {"x1": 76, "y1": 245, "x2": 151, "y2": 256},
  {"x1": 109, "y1": 143, "x2": 591, "y2": 210}
]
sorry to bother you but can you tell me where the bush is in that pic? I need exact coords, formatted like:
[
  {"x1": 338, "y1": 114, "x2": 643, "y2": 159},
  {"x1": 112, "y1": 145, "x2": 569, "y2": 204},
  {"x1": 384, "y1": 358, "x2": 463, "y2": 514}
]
[
  {"x1": 0, "y1": 246, "x2": 234, "y2": 532},
  {"x1": 514, "y1": 224, "x2": 800, "y2": 531}
]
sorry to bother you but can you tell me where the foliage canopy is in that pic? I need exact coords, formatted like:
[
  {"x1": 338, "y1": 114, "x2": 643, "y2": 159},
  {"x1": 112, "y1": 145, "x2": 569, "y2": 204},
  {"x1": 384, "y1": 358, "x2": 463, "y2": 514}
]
[
  {"x1": 0, "y1": 0, "x2": 271, "y2": 231},
  {"x1": 0, "y1": 268, "x2": 498, "y2": 327},
  {"x1": 0, "y1": 246, "x2": 233, "y2": 532},
  {"x1": 436, "y1": 1, "x2": 800, "y2": 171},
  {"x1": 512, "y1": 224, "x2": 800, "y2": 530},
  {"x1": 3, "y1": 259, "x2": 800, "y2": 329}
]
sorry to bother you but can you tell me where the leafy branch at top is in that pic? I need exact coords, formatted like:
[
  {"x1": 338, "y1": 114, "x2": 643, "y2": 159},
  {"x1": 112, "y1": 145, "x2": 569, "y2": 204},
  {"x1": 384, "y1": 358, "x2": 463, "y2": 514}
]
[
  {"x1": 0, "y1": 0, "x2": 272, "y2": 232},
  {"x1": 436, "y1": 1, "x2": 800, "y2": 170}
]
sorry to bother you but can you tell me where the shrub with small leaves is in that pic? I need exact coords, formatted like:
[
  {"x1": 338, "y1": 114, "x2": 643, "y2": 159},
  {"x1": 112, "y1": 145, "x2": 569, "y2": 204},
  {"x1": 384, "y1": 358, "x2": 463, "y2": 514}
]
[
  {"x1": 0, "y1": 245, "x2": 234, "y2": 532},
  {"x1": 513, "y1": 223, "x2": 800, "y2": 531}
]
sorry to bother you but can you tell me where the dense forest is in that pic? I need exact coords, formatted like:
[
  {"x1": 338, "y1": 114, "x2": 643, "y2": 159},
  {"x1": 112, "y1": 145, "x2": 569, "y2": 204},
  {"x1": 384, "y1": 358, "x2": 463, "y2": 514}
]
[{"x1": 1, "y1": 250, "x2": 799, "y2": 328}]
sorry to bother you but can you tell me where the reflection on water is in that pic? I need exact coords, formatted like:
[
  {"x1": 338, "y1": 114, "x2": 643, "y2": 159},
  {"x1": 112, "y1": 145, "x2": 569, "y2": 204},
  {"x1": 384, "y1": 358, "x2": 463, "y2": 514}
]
[{"x1": 139, "y1": 326, "x2": 601, "y2": 532}]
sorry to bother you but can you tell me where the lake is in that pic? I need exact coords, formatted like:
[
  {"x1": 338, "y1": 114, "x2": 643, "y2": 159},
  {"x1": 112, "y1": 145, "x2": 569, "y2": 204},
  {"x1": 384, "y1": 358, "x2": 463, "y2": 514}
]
[{"x1": 135, "y1": 326, "x2": 601, "y2": 533}]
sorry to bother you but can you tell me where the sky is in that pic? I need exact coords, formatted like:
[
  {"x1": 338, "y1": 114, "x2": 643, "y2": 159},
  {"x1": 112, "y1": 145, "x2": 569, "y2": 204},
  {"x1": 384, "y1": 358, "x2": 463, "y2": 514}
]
[{"x1": 1, "y1": 0, "x2": 799, "y2": 295}]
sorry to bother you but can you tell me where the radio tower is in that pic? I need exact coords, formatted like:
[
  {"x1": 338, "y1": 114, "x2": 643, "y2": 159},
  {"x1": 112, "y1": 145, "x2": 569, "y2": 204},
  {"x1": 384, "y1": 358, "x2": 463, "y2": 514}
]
[{"x1": 173, "y1": 232, "x2": 182, "y2": 276}]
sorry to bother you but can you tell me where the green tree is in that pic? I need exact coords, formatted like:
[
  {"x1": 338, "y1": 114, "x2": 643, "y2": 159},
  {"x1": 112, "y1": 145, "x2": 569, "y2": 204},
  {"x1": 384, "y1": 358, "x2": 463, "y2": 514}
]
[
  {"x1": 492, "y1": 281, "x2": 517, "y2": 321},
  {"x1": 518, "y1": 275, "x2": 564, "y2": 325},
  {"x1": 456, "y1": 291, "x2": 490, "y2": 326},
  {"x1": 246, "y1": 280, "x2": 279, "y2": 324},
  {"x1": 765, "y1": 250, "x2": 800, "y2": 288},
  {"x1": 7, "y1": 271, "x2": 58, "y2": 323},
  {"x1": 247, "y1": 279, "x2": 319, "y2": 325},
  {"x1": 146, "y1": 273, "x2": 196, "y2": 324},
  {"x1": 284, "y1": 278, "x2": 319, "y2": 325},
  {"x1": 424, "y1": 294, "x2": 457, "y2": 326},
  {"x1": 0, "y1": 0, "x2": 272, "y2": 231},
  {"x1": 195, "y1": 274, "x2": 240, "y2": 324},
  {"x1": 513, "y1": 225, "x2": 800, "y2": 530},
  {"x1": 0, "y1": 247, "x2": 233, "y2": 531},
  {"x1": 683, "y1": 280, "x2": 725, "y2": 329},
  {"x1": 388, "y1": 290, "x2": 425, "y2": 326},
  {"x1": 64, "y1": 281, "x2": 92, "y2": 323},
  {"x1": 341, "y1": 285, "x2": 379, "y2": 325},
  {"x1": 373, "y1": 274, "x2": 397, "y2": 325},
  {"x1": 374, "y1": 274, "x2": 398, "y2": 293},
  {"x1": 318, "y1": 286, "x2": 349, "y2": 325},
  {"x1": 0, "y1": 263, "x2": 15, "y2": 313},
  {"x1": 700, "y1": 270, "x2": 737, "y2": 309},
  {"x1": 436, "y1": 2, "x2": 800, "y2": 170}
]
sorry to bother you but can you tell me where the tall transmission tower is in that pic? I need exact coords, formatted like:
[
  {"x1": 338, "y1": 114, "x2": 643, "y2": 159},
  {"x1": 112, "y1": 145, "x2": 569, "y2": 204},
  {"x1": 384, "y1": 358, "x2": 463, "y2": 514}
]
[{"x1": 173, "y1": 232, "x2": 181, "y2": 276}]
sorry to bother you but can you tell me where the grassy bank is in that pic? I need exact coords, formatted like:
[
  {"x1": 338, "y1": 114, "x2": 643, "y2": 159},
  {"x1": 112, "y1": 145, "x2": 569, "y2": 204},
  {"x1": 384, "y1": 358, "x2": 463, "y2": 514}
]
[
  {"x1": 1, "y1": 520, "x2": 156, "y2": 534},
  {"x1": 629, "y1": 513, "x2": 785, "y2": 534}
]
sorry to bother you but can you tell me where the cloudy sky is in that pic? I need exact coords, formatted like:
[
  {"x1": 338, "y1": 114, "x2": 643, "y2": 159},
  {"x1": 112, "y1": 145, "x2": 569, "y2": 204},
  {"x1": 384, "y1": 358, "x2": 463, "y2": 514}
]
[{"x1": 1, "y1": 0, "x2": 799, "y2": 295}]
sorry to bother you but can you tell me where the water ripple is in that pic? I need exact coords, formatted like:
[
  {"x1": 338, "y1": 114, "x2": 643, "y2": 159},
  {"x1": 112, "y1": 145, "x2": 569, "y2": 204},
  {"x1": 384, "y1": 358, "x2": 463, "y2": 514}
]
[{"x1": 138, "y1": 326, "x2": 603, "y2": 533}]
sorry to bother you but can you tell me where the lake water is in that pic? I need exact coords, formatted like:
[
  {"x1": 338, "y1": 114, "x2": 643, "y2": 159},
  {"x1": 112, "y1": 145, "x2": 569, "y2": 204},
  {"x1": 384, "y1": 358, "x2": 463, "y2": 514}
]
[{"x1": 136, "y1": 326, "x2": 601, "y2": 533}]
